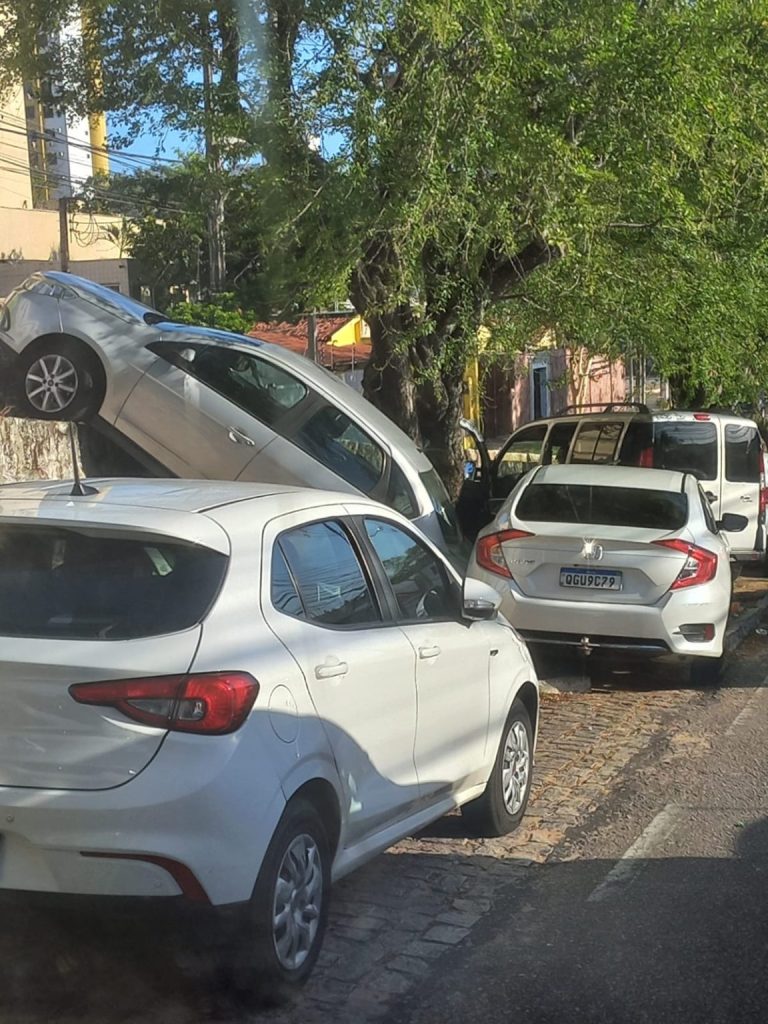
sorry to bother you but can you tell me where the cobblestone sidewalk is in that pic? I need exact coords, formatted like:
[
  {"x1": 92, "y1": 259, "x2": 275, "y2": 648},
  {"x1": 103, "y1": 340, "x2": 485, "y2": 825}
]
[{"x1": 270, "y1": 678, "x2": 701, "y2": 1024}]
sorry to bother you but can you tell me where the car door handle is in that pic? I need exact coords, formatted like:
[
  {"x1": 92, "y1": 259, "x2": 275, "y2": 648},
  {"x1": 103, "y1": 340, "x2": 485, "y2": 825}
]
[
  {"x1": 227, "y1": 427, "x2": 256, "y2": 446},
  {"x1": 418, "y1": 645, "x2": 441, "y2": 660},
  {"x1": 315, "y1": 661, "x2": 349, "y2": 680}
]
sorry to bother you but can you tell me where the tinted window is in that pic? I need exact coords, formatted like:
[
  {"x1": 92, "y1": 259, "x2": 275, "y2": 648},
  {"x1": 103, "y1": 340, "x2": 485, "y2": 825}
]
[
  {"x1": 156, "y1": 344, "x2": 307, "y2": 426},
  {"x1": 270, "y1": 545, "x2": 304, "y2": 617},
  {"x1": 544, "y1": 422, "x2": 577, "y2": 465},
  {"x1": 652, "y1": 421, "x2": 717, "y2": 480},
  {"x1": 725, "y1": 424, "x2": 761, "y2": 483},
  {"x1": 570, "y1": 422, "x2": 623, "y2": 464},
  {"x1": 294, "y1": 403, "x2": 385, "y2": 494},
  {"x1": 497, "y1": 425, "x2": 547, "y2": 479},
  {"x1": 279, "y1": 521, "x2": 379, "y2": 626},
  {"x1": 418, "y1": 468, "x2": 463, "y2": 547},
  {"x1": 364, "y1": 518, "x2": 457, "y2": 620},
  {"x1": 0, "y1": 526, "x2": 226, "y2": 640},
  {"x1": 386, "y1": 462, "x2": 418, "y2": 518},
  {"x1": 516, "y1": 483, "x2": 688, "y2": 530}
]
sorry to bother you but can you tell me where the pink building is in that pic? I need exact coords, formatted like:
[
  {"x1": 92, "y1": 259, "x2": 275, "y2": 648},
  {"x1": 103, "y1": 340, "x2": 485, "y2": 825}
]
[{"x1": 482, "y1": 346, "x2": 626, "y2": 441}]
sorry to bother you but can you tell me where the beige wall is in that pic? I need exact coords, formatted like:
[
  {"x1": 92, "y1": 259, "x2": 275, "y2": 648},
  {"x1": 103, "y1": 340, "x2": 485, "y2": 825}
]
[
  {"x1": 0, "y1": 207, "x2": 125, "y2": 262},
  {"x1": 0, "y1": 84, "x2": 34, "y2": 211}
]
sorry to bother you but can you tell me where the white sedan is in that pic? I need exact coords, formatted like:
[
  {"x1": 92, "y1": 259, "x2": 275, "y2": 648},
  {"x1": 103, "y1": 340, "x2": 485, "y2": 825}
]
[
  {"x1": 468, "y1": 464, "x2": 746, "y2": 685},
  {"x1": 0, "y1": 477, "x2": 537, "y2": 996}
]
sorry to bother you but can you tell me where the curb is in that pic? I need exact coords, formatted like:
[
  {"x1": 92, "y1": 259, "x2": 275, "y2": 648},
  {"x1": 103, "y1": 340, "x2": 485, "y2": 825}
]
[{"x1": 725, "y1": 592, "x2": 768, "y2": 653}]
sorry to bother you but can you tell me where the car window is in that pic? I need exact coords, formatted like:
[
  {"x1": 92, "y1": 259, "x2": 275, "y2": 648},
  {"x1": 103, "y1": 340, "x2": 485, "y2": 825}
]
[
  {"x1": 698, "y1": 485, "x2": 719, "y2": 535},
  {"x1": 652, "y1": 421, "x2": 717, "y2": 480},
  {"x1": 386, "y1": 462, "x2": 418, "y2": 518},
  {"x1": 543, "y1": 422, "x2": 577, "y2": 465},
  {"x1": 0, "y1": 525, "x2": 226, "y2": 640},
  {"x1": 497, "y1": 425, "x2": 547, "y2": 479},
  {"x1": 725, "y1": 424, "x2": 761, "y2": 483},
  {"x1": 270, "y1": 545, "x2": 304, "y2": 617},
  {"x1": 154, "y1": 343, "x2": 308, "y2": 426},
  {"x1": 278, "y1": 520, "x2": 379, "y2": 626},
  {"x1": 570, "y1": 421, "x2": 624, "y2": 464},
  {"x1": 418, "y1": 468, "x2": 463, "y2": 548},
  {"x1": 516, "y1": 482, "x2": 688, "y2": 530},
  {"x1": 293, "y1": 402, "x2": 385, "y2": 495},
  {"x1": 363, "y1": 518, "x2": 457, "y2": 620}
]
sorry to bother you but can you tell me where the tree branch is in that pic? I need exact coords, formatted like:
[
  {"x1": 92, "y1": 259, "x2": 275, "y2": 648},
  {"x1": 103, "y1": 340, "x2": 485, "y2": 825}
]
[{"x1": 481, "y1": 237, "x2": 561, "y2": 301}]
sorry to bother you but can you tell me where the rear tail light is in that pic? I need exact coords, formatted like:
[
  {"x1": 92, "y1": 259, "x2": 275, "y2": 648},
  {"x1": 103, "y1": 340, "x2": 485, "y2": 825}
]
[
  {"x1": 654, "y1": 539, "x2": 717, "y2": 590},
  {"x1": 69, "y1": 672, "x2": 259, "y2": 734},
  {"x1": 476, "y1": 529, "x2": 534, "y2": 578}
]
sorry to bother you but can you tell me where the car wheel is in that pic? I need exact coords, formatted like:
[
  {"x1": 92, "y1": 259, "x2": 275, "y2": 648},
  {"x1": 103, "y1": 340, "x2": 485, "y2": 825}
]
[
  {"x1": 690, "y1": 654, "x2": 726, "y2": 687},
  {"x1": 17, "y1": 339, "x2": 104, "y2": 421},
  {"x1": 226, "y1": 798, "x2": 331, "y2": 1005},
  {"x1": 461, "y1": 699, "x2": 533, "y2": 837}
]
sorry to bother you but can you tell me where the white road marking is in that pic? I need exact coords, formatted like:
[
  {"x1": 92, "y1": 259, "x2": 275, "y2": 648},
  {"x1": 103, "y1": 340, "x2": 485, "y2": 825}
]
[
  {"x1": 725, "y1": 687, "x2": 768, "y2": 737},
  {"x1": 587, "y1": 803, "x2": 683, "y2": 903}
]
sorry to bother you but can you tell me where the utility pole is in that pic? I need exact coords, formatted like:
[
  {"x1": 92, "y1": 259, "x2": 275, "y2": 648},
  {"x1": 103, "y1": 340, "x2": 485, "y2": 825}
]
[
  {"x1": 307, "y1": 311, "x2": 318, "y2": 362},
  {"x1": 202, "y1": 31, "x2": 226, "y2": 296},
  {"x1": 58, "y1": 196, "x2": 70, "y2": 272}
]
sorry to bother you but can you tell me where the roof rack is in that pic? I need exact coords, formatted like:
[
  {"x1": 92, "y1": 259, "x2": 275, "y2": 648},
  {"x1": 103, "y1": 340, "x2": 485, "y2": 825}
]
[{"x1": 556, "y1": 402, "x2": 651, "y2": 415}]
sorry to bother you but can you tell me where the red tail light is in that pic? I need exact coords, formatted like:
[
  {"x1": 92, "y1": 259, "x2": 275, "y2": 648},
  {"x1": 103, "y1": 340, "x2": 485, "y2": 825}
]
[
  {"x1": 638, "y1": 446, "x2": 654, "y2": 468},
  {"x1": 476, "y1": 529, "x2": 534, "y2": 578},
  {"x1": 69, "y1": 673, "x2": 259, "y2": 734},
  {"x1": 654, "y1": 539, "x2": 717, "y2": 590}
]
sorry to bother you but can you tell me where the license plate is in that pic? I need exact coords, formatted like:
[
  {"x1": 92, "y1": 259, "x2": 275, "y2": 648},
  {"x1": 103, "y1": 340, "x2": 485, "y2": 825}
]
[{"x1": 559, "y1": 568, "x2": 623, "y2": 591}]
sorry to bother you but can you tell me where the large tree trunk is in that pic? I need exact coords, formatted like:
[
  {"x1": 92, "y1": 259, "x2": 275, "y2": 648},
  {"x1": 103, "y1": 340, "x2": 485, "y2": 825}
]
[
  {"x1": 362, "y1": 310, "x2": 421, "y2": 442},
  {"x1": 414, "y1": 357, "x2": 466, "y2": 499}
]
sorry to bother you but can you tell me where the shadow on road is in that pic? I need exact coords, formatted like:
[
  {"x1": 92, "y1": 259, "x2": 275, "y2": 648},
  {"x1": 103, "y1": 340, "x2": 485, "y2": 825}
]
[{"x1": 2, "y1": 815, "x2": 768, "y2": 1024}]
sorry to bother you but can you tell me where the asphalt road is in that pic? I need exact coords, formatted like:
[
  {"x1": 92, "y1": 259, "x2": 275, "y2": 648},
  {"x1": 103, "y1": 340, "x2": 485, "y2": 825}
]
[{"x1": 391, "y1": 640, "x2": 768, "y2": 1024}]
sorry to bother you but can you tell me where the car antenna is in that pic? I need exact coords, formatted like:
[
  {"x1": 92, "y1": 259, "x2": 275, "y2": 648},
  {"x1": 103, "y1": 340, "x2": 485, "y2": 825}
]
[{"x1": 68, "y1": 422, "x2": 98, "y2": 496}]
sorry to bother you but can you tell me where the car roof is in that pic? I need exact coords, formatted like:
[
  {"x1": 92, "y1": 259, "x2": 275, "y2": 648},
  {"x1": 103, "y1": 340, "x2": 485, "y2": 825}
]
[
  {"x1": 652, "y1": 410, "x2": 758, "y2": 427},
  {"x1": 530, "y1": 464, "x2": 687, "y2": 490},
  {"x1": 40, "y1": 271, "x2": 164, "y2": 321},
  {"x1": 0, "y1": 478, "x2": 389, "y2": 553}
]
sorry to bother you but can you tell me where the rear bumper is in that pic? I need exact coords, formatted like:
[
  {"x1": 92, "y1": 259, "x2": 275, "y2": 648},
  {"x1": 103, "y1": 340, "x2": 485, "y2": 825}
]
[
  {"x1": 0, "y1": 740, "x2": 287, "y2": 907},
  {"x1": 471, "y1": 567, "x2": 728, "y2": 659}
]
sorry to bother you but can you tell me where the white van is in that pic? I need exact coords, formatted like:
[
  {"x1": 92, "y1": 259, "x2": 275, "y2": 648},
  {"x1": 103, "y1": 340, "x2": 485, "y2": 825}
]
[{"x1": 461, "y1": 407, "x2": 767, "y2": 562}]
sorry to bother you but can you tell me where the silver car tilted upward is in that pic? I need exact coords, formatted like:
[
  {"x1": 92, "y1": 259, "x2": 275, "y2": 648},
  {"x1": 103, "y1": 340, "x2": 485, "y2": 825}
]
[{"x1": 0, "y1": 271, "x2": 463, "y2": 556}]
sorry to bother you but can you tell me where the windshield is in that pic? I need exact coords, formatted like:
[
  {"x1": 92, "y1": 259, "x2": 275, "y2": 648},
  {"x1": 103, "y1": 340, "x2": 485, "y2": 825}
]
[
  {"x1": 419, "y1": 468, "x2": 464, "y2": 548},
  {"x1": 516, "y1": 482, "x2": 689, "y2": 530}
]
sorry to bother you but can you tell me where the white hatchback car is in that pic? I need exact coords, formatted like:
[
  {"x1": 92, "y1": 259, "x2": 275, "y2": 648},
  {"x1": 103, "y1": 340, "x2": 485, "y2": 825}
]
[
  {"x1": 0, "y1": 477, "x2": 537, "y2": 994},
  {"x1": 468, "y1": 464, "x2": 746, "y2": 684}
]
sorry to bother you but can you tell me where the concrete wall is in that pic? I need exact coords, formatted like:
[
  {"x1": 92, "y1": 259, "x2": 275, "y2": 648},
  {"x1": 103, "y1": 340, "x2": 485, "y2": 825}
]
[{"x1": 0, "y1": 258, "x2": 131, "y2": 298}]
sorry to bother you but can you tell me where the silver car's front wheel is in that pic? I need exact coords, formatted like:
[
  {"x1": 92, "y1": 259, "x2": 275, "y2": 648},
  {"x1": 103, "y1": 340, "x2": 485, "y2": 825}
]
[
  {"x1": 25, "y1": 353, "x2": 79, "y2": 415},
  {"x1": 17, "y1": 339, "x2": 104, "y2": 421}
]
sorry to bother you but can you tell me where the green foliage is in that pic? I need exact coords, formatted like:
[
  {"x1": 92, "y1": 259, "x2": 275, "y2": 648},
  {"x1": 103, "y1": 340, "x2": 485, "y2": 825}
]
[{"x1": 165, "y1": 294, "x2": 257, "y2": 334}]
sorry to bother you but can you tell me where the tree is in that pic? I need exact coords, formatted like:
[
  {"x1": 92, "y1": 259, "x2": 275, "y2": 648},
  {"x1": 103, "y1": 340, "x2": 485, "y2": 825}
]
[
  {"x1": 255, "y1": 0, "x2": 768, "y2": 491},
  {"x1": 6, "y1": 2, "x2": 768, "y2": 492}
]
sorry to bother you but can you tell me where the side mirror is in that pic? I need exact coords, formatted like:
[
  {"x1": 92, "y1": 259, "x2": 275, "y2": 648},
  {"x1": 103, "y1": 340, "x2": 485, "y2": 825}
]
[
  {"x1": 462, "y1": 577, "x2": 502, "y2": 621},
  {"x1": 718, "y1": 513, "x2": 749, "y2": 533}
]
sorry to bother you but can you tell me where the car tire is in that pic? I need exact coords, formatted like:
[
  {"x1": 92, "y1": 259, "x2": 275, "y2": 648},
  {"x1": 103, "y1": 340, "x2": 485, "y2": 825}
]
[
  {"x1": 225, "y1": 798, "x2": 331, "y2": 1006},
  {"x1": 461, "y1": 698, "x2": 533, "y2": 838},
  {"x1": 690, "y1": 654, "x2": 726, "y2": 687},
  {"x1": 16, "y1": 338, "x2": 104, "y2": 421}
]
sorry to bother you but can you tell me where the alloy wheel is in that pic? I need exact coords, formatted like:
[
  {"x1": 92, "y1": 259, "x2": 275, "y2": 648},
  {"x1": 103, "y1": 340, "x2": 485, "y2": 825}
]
[
  {"x1": 501, "y1": 719, "x2": 531, "y2": 815},
  {"x1": 25, "y1": 354, "x2": 78, "y2": 414},
  {"x1": 272, "y1": 833, "x2": 323, "y2": 971}
]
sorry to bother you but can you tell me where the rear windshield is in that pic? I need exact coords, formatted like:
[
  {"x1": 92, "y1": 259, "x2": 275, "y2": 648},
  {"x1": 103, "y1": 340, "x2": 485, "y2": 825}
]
[
  {"x1": 652, "y1": 421, "x2": 717, "y2": 479},
  {"x1": 516, "y1": 483, "x2": 688, "y2": 530},
  {"x1": 419, "y1": 469, "x2": 463, "y2": 547},
  {"x1": 0, "y1": 525, "x2": 227, "y2": 640}
]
